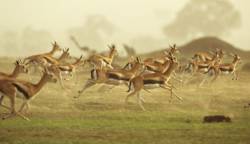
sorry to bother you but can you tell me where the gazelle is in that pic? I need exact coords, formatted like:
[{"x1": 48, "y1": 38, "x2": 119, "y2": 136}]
[
  {"x1": 0, "y1": 60, "x2": 28, "y2": 80},
  {"x1": 0, "y1": 68, "x2": 57, "y2": 120},
  {"x1": 122, "y1": 56, "x2": 137, "y2": 70},
  {"x1": 185, "y1": 52, "x2": 223, "y2": 86},
  {"x1": 144, "y1": 44, "x2": 179, "y2": 65},
  {"x1": 24, "y1": 42, "x2": 62, "y2": 71},
  {"x1": 144, "y1": 55, "x2": 173, "y2": 73},
  {"x1": 186, "y1": 52, "x2": 221, "y2": 75},
  {"x1": 42, "y1": 48, "x2": 70, "y2": 66},
  {"x1": 76, "y1": 57, "x2": 145, "y2": 97},
  {"x1": 126, "y1": 55, "x2": 182, "y2": 111},
  {"x1": 208, "y1": 53, "x2": 241, "y2": 81},
  {"x1": 48, "y1": 55, "x2": 85, "y2": 88},
  {"x1": 87, "y1": 44, "x2": 118, "y2": 69},
  {"x1": 192, "y1": 48, "x2": 224, "y2": 62}
]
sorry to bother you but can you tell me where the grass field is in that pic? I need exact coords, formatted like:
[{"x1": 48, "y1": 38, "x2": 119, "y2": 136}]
[{"x1": 0, "y1": 59, "x2": 250, "y2": 144}]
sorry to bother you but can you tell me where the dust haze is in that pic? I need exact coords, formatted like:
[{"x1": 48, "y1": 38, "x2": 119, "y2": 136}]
[{"x1": 0, "y1": 0, "x2": 249, "y2": 57}]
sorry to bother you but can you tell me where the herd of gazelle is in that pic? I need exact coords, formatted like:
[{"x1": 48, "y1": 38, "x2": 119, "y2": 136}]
[{"x1": 0, "y1": 42, "x2": 241, "y2": 120}]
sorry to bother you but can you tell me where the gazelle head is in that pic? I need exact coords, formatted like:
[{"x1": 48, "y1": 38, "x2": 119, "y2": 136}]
[
  {"x1": 43, "y1": 67, "x2": 58, "y2": 83},
  {"x1": 233, "y1": 53, "x2": 241, "y2": 62},
  {"x1": 51, "y1": 41, "x2": 62, "y2": 52},
  {"x1": 215, "y1": 48, "x2": 224, "y2": 58},
  {"x1": 169, "y1": 44, "x2": 179, "y2": 54},
  {"x1": 108, "y1": 44, "x2": 118, "y2": 56},
  {"x1": 60, "y1": 48, "x2": 70, "y2": 59},
  {"x1": 14, "y1": 59, "x2": 29, "y2": 74},
  {"x1": 228, "y1": 53, "x2": 241, "y2": 64},
  {"x1": 134, "y1": 56, "x2": 146, "y2": 74},
  {"x1": 164, "y1": 44, "x2": 179, "y2": 58}
]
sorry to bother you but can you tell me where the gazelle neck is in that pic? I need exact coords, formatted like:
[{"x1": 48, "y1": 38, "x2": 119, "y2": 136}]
[
  {"x1": 163, "y1": 60, "x2": 178, "y2": 77},
  {"x1": 232, "y1": 58, "x2": 240, "y2": 67},
  {"x1": 9, "y1": 65, "x2": 20, "y2": 78},
  {"x1": 109, "y1": 49, "x2": 116, "y2": 60},
  {"x1": 128, "y1": 63, "x2": 141, "y2": 73},
  {"x1": 46, "y1": 47, "x2": 57, "y2": 56},
  {"x1": 72, "y1": 59, "x2": 83, "y2": 67},
  {"x1": 33, "y1": 74, "x2": 50, "y2": 94},
  {"x1": 58, "y1": 52, "x2": 68, "y2": 61}
]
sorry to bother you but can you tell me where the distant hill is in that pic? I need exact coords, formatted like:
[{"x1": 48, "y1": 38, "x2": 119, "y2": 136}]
[
  {"x1": 179, "y1": 37, "x2": 250, "y2": 58},
  {"x1": 141, "y1": 37, "x2": 250, "y2": 60}
]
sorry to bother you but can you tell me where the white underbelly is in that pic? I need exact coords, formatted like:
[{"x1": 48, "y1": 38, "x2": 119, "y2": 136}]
[
  {"x1": 199, "y1": 68, "x2": 208, "y2": 73},
  {"x1": 144, "y1": 84, "x2": 161, "y2": 89},
  {"x1": 15, "y1": 90, "x2": 27, "y2": 100},
  {"x1": 221, "y1": 71, "x2": 231, "y2": 74}
]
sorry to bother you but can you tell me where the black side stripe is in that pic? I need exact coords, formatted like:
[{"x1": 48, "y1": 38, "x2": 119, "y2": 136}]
[
  {"x1": 12, "y1": 83, "x2": 30, "y2": 99},
  {"x1": 143, "y1": 80, "x2": 164, "y2": 85},
  {"x1": 103, "y1": 59, "x2": 110, "y2": 64},
  {"x1": 220, "y1": 67, "x2": 233, "y2": 72}
]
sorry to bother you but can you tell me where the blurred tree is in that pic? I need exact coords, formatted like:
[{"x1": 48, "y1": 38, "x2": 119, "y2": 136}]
[
  {"x1": 163, "y1": 0, "x2": 241, "y2": 43},
  {"x1": 69, "y1": 15, "x2": 116, "y2": 51}
]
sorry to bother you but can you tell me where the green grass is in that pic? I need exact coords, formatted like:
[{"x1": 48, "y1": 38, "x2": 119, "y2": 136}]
[
  {"x1": 0, "y1": 59, "x2": 250, "y2": 144},
  {"x1": 1, "y1": 110, "x2": 250, "y2": 144}
]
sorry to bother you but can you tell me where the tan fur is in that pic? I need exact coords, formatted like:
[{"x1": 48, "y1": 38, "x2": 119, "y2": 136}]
[
  {"x1": 77, "y1": 57, "x2": 144, "y2": 97},
  {"x1": 87, "y1": 44, "x2": 118, "y2": 69},
  {"x1": 0, "y1": 60, "x2": 28, "y2": 80},
  {"x1": 0, "y1": 69, "x2": 57, "y2": 121},
  {"x1": 127, "y1": 55, "x2": 182, "y2": 110}
]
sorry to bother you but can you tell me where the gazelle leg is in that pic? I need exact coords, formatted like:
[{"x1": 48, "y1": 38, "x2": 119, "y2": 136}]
[
  {"x1": 25, "y1": 102, "x2": 30, "y2": 113},
  {"x1": 140, "y1": 96, "x2": 146, "y2": 103},
  {"x1": 18, "y1": 102, "x2": 26, "y2": 113},
  {"x1": 2, "y1": 96, "x2": 29, "y2": 121},
  {"x1": 76, "y1": 79, "x2": 96, "y2": 98},
  {"x1": 199, "y1": 75, "x2": 209, "y2": 87},
  {"x1": 137, "y1": 92, "x2": 145, "y2": 111},
  {"x1": 0, "y1": 95, "x2": 4, "y2": 105},
  {"x1": 161, "y1": 84, "x2": 182, "y2": 102},
  {"x1": 125, "y1": 91, "x2": 137, "y2": 103},
  {"x1": 2, "y1": 96, "x2": 16, "y2": 120},
  {"x1": 0, "y1": 95, "x2": 12, "y2": 111},
  {"x1": 232, "y1": 71, "x2": 238, "y2": 80},
  {"x1": 22, "y1": 102, "x2": 30, "y2": 114},
  {"x1": 18, "y1": 100, "x2": 29, "y2": 113},
  {"x1": 58, "y1": 72, "x2": 66, "y2": 89},
  {"x1": 172, "y1": 90, "x2": 183, "y2": 101},
  {"x1": 211, "y1": 70, "x2": 219, "y2": 83},
  {"x1": 0, "y1": 95, "x2": 11, "y2": 111}
]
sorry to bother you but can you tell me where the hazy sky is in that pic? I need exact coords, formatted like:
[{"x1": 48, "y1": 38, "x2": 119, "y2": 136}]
[{"x1": 0, "y1": 0, "x2": 249, "y2": 50}]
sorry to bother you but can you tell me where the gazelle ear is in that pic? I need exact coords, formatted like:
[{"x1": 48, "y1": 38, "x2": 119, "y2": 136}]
[
  {"x1": 108, "y1": 44, "x2": 115, "y2": 49},
  {"x1": 79, "y1": 55, "x2": 83, "y2": 60},
  {"x1": 14, "y1": 60, "x2": 18, "y2": 65},
  {"x1": 136, "y1": 57, "x2": 141, "y2": 63},
  {"x1": 173, "y1": 44, "x2": 176, "y2": 48},
  {"x1": 136, "y1": 57, "x2": 139, "y2": 62}
]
